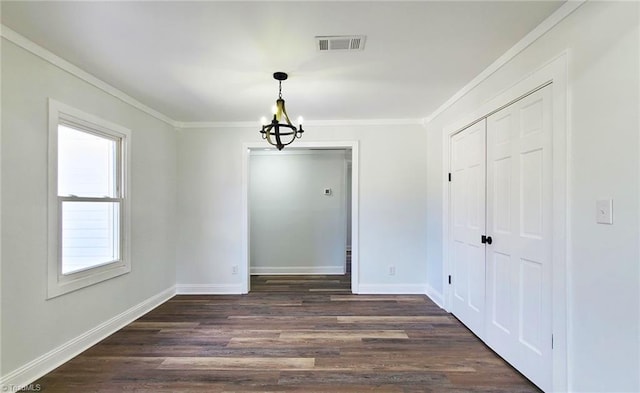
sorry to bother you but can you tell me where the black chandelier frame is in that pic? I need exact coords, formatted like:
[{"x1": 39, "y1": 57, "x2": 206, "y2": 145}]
[{"x1": 259, "y1": 72, "x2": 304, "y2": 150}]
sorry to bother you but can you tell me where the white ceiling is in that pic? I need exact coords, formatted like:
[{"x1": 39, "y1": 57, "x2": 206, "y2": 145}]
[{"x1": 1, "y1": 1, "x2": 564, "y2": 124}]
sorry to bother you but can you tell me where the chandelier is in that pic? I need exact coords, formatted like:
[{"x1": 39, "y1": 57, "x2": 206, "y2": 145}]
[{"x1": 259, "y1": 72, "x2": 304, "y2": 150}]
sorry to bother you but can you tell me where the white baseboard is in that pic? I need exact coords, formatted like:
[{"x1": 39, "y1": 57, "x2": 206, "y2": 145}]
[
  {"x1": 357, "y1": 283, "x2": 428, "y2": 295},
  {"x1": 175, "y1": 283, "x2": 244, "y2": 294},
  {"x1": 0, "y1": 286, "x2": 176, "y2": 389},
  {"x1": 425, "y1": 284, "x2": 444, "y2": 309},
  {"x1": 250, "y1": 266, "x2": 345, "y2": 275}
]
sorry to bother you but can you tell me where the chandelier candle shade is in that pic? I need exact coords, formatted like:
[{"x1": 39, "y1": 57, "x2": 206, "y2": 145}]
[{"x1": 259, "y1": 72, "x2": 304, "y2": 150}]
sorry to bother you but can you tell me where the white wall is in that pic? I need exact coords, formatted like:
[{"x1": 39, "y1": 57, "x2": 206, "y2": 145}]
[
  {"x1": 249, "y1": 150, "x2": 346, "y2": 275},
  {"x1": 1, "y1": 39, "x2": 177, "y2": 377},
  {"x1": 176, "y1": 123, "x2": 428, "y2": 293},
  {"x1": 425, "y1": 2, "x2": 640, "y2": 391}
]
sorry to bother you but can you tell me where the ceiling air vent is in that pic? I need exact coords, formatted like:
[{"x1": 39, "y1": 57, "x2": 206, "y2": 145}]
[{"x1": 316, "y1": 35, "x2": 366, "y2": 52}]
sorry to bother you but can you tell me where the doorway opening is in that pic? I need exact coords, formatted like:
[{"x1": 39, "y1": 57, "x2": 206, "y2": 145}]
[{"x1": 241, "y1": 141, "x2": 359, "y2": 294}]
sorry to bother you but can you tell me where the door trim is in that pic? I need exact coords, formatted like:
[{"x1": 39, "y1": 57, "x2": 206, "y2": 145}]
[
  {"x1": 241, "y1": 141, "x2": 360, "y2": 294},
  {"x1": 442, "y1": 51, "x2": 568, "y2": 391}
]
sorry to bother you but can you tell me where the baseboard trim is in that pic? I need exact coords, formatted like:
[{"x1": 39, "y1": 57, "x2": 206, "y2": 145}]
[
  {"x1": 250, "y1": 266, "x2": 345, "y2": 275},
  {"x1": 175, "y1": 284, "x2": 244, "y2": 294},
  {"x1": 0, "y1": 286, "x2": 176, "y2": 389},
  {"x1": 425, "y1": 284, "x2": 444, "y2": 309},
  {"x1": 357, "y1": 284, "x2": 428, "y2": 295}
]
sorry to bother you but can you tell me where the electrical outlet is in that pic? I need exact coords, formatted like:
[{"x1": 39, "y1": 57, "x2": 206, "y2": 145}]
[
  {"x1": 232, "y1": 265, "x2": 239, "y2": 275},
  {"x1": 388, "y1": 265, "x2": 396, "y2": 276}
]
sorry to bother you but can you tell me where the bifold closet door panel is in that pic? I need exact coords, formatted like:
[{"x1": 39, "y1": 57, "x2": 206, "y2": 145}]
[
  {"x1": 450, "y1": 120, "x2": 487, "y2": 337},
  {"x1": 485, "y1": 85, "x2": 553, "y2": 391}
]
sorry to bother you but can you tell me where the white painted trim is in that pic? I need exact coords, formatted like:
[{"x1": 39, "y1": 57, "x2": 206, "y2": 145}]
[
  {"x1": 637, "y1": 6, "x2": 640, "y2": 391},
  {"x1": 0, "y1": 25, "x2": 175, "y2": 127},
  {"x1": 250, "y1": 149, "x2": 347, "y2": 156},
  {"x1": 358, "y1": 284, "x2": 427, "y2": 295},
  {"x1": 425, "y1": 283, "x2": 444, "y2": 309},
  {"x1": 180, "y1": 121, "x2": 259, "y2": 129},
  {"x1": 250, "y1": 266, "x2": 345, "y2": 275},
  {"x1": 241, "y1": 145, "x2": 251, "y2": 294},
  {"x1": 242, "y1": 141, "x2": 360, "y2": 294},
  {"x1": 0, "y1": 286, "x2": 175, "y2": 389},
  {"x1": 441, "y1": 52, "x2": 569, "y2": 392},
  {"x1": 178, "y1": 118, "x2": 424, "y2": 129},
  {"x1": 0, "y1": 27, "x2": 3, "y2": 378},
  {"x1": 343, "y1": 157, "x2": 350, "y2": 269},
  {"x1": 552, "y1": 51, "x2": 570, "y2": 393},
  {"x1": 47, "y1": 99, "x2": 133, "y2": 298},
  {"x1": 350, "y1": 141, "x2": 360, "y2": 294},
  {"x1": 425, "y1": 1, "x2": 584, "y2": 123},
  {"x1": 175, "y1": 284, "x2": 244, "y2": 295}
]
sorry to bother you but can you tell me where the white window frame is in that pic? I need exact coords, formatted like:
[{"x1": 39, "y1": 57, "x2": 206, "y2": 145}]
[{"x1": 47, "y1": 99, "x2": 131, "y2": 299}]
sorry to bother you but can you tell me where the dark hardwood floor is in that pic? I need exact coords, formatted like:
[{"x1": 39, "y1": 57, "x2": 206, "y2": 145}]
[{"x1": 34, "y1": 270, "x2": 540, "y2": 392}]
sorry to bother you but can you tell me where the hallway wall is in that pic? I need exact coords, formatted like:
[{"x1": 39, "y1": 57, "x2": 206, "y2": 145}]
[{"x1": 249, "y1": 150, "x2": 347, "y2": 275}]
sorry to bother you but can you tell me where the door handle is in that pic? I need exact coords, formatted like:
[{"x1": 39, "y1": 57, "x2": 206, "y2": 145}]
[{"x1": 481, "y1": 235, "x2": 493, "y2": 245}]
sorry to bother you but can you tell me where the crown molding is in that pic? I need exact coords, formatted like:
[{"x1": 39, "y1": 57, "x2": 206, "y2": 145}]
[
  {"x1": 1, "y1": 24, "x2": 426, "y2": 130},
  {"x1": 424, "y1": 0, "x2": 585, "y2": 124},
  {"x1": 176, "y1": 121, "x2": 257, "y2": 129},
  {"x1": 3, "y1": 0, "x2": 585, "y2": 131},
  {"x1": 1, "y1": 25, "x2": 176, "y2": 127},
  {"x1": 178, "y1": 118, "x2": 425, "y2": 129}
]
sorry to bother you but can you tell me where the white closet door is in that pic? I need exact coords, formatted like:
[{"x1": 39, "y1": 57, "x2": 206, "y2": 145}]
[
  {"x1": 485, "y1": 85, "x2": 552, "y2": 391},
  {"x1": 450, "y1": 120, "x2": 486, "y2": 336}
]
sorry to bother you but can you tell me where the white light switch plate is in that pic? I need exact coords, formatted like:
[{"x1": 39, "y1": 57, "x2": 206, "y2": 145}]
[{"x1": 596, "y1": 199, "x2": 613, "y2": 224}]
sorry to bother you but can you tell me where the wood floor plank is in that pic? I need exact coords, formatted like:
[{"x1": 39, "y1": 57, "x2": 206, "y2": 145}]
[
  {"x1": 227, "y1": 316, "x2": 337, "y2": 323},
  {"x1": 159, "y1": 356, "x2": 315, "y2": 370},
  {"x1": 156, "y1": 328, "x2": 283, "y2": 337},
  {"x1": 227, "y1": 337, "x2": 370, "y2": 348},
  {"x1": 32, "y1": 270, "x2": 541, "y2": 392},
  {"x1": 279, "y1": 329, "x2": 409, "y2": 339},
  {"x1": 330, "y1": 295, "x2": 426, "y2": 302},
  {"x1": 127, "y1": 321, "x2": 201, "y2": 328},
  {"x1": 265, "y1": 279, "x2": 342, "y2": 284},
  {"x1": 337, "y1": 315, "x2": 453, "y2": 323}
]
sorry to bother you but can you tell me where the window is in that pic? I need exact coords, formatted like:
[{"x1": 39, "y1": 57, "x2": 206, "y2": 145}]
[{"x1": 48, "y1": 99, "x2": 131, "y2": 298}]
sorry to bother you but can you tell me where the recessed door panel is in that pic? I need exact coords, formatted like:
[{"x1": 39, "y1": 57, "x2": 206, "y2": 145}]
[
  {"x1": 453, "y1": 239, "x2": 467, "y2": 302},
  {"x1": 520, "y1": 98, "x2": 544, "y2": 137},
  {"x1": 491, "y1": 251, "x2": 512, "y2": 334},
  {"x1": 493, "y1": 157, "x2": 512, "y2": 234},
  {"x1": 520, "y1": 258, "x2": 543, "y2": 354},
  {"x1": 520, "y1": 148, "x2": 543, "y2": 238}
]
